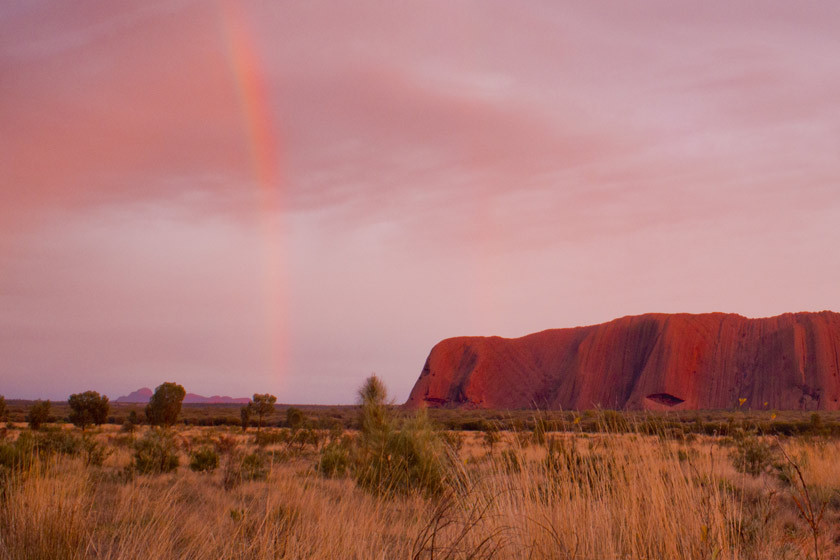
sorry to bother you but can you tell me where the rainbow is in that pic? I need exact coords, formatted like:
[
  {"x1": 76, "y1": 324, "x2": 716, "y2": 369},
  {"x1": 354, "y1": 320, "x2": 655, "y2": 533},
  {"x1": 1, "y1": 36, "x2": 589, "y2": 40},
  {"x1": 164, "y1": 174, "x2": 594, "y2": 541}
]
[{"x1": 218, "y1": 0, "x2": 287, "y2": 387}]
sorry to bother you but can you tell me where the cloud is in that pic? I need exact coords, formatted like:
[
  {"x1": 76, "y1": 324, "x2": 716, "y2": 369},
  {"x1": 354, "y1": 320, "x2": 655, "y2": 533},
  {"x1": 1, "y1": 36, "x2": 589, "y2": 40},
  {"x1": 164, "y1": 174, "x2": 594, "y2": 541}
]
[{"x1": 1, "y1": 0, "x2": 839, "y2": 401}]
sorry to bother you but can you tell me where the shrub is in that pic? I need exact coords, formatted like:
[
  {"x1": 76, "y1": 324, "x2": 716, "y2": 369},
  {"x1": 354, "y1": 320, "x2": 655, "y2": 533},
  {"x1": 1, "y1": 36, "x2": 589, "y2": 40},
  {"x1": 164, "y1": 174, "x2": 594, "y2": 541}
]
[
  {"x1": 26, "y1": 400, "x2": 51, "y2": 430},
  {"x1": 134, "y1": 428, "x2": 180, "y2": 474},
  {"x1": 35, "y1": 428, "x2": 82, "y2": 456},
  {"x1": 286, "y1": 407, "x2": 305, "y2": 430},
  {"x1": 0, "y1": 432, "x2": 36, "y2": 474},
  {"x1": 482, "y1": 422, "x2": 500, "y2": 453},
  {"x1": 189, "y1": 446, "x2": 220, "y2": 473},
  {"x1": 122, "y1": 411, "x2": 139, "y2": 433},
  {"x1": 729, "y1": 433, "x2": 777, "y2": 477},
  {"x1": 82, "y1": 435, "x2": 111, "y2": 467},
  {"x1": 0, "y1": 395, "x2": 6, "y2": 423},
  {"x1": 254, "y1": 429, "x2": 288, "y2": 447},
  {"x1": 353, "y1": 377, "x2": 453, "y2": 497},
  {"x1": 215, "y1": 435, "x2": 238, "y2": 455},
  {"x1": 242, "y1": 451, "x2": 269, "y2": 480},
  {"x1": 316, "y1": 438, "x2": 352, "y2": 478},
  {"x1": 356, "y1": 413, "x2": 451, "y2": 496},
  {"x1": 222, "y1": 450, "x2": 269, "y2": 490},
  {"x1": 288, "y1": 427, "x2": 321, "y2": 452},
  {"x1": 109, "y1": 434, "x2": 136, "y2": 448}
]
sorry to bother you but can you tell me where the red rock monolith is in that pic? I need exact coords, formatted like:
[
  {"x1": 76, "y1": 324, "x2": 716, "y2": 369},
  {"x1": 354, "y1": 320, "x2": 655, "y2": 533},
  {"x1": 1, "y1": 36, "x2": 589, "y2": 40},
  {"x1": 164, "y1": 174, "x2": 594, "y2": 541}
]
[{"x1": 405, "y1": 312, "x2": 840, "y2": 410}]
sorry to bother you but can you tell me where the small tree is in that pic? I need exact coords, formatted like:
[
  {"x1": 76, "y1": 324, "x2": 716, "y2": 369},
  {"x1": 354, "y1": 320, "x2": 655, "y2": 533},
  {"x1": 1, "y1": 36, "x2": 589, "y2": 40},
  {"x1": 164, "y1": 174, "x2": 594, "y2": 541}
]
[
  {"x1": 352, "y1": 375, "x2": 451, "y2": 496},
  {"x1": 68, "y1": 390, "x2": 110, "y2": 431},
  {"x1": 240, "y1": 405, "x2": 251, "y2": 432},
  {"x1": 359, "y1": 375, "x2": 388, "y2": 438},
  {"x1": 482, "y1": 421, "x2": 500, "y2": 453},
  {"x1": 286, "y1": 407, "x2": 305, "y2": 431},
  {"x1": 27, "y1": 400, "x2": 51, "y2": 430},
  {"x1": 0, "y1": 395, "x2": 6, "y2": 423},
  {"x1": 250, "y1": 393, "x2": 276, "y2": 432},
  {"x1": 122, "y1": 410, "x2": 139, "y2": 433},
  {"x1": 145, "y1": 382, "x2": 186, "y2": 427}
]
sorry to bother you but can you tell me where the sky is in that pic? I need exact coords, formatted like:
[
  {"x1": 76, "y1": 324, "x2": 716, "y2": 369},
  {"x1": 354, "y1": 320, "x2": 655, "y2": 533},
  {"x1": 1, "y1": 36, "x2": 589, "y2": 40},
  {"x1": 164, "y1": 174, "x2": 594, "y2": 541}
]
[{"x1": 2, "y1": 1, "x2": 840, "y2": 403}]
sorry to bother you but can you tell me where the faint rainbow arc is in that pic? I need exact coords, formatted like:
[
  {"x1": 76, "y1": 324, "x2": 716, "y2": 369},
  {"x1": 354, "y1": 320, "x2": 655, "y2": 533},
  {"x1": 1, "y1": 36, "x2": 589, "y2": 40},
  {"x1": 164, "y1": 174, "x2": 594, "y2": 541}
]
[{"x1": 218, "y1": 1, "x2": 287, "y2": 388}]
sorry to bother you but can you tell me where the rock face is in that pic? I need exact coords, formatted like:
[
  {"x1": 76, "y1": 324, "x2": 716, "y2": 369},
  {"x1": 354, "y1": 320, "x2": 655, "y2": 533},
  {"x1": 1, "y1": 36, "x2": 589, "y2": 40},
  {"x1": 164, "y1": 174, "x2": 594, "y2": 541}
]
[{"x1": 405, "y1": 312, "x2": 840, "y2": 410}]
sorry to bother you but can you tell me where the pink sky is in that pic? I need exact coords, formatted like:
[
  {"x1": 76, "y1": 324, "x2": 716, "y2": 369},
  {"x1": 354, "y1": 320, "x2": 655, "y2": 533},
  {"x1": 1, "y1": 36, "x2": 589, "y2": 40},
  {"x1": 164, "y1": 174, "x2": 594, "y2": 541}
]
[{"x1": 2, "y1": 1, "x2": 839, "y2": 403}]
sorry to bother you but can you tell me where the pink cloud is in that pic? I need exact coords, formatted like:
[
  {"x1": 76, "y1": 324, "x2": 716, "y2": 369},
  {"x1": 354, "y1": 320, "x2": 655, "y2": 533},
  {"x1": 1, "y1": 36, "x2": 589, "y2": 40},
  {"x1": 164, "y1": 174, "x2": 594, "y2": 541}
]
[{"x1": 1, "y1": 0, "x2": 839, "y2": 401}]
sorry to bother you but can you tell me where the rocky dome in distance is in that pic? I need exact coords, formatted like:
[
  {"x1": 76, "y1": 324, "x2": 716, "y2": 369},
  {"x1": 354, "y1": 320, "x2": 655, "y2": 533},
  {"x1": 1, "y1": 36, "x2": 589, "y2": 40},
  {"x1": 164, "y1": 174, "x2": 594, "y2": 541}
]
[{"x1": 405, "y1": 311, "x2": 840, "y2": 411}]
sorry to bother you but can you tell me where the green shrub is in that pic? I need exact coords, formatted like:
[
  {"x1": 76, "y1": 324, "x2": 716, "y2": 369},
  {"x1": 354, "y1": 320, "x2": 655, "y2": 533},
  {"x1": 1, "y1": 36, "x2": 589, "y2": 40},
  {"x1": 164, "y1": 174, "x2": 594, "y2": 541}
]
[
  {"x1": 482, "y1": 422, "x2": 500, "y2": 453},
  {"x1": 316, "y1": 438, "x2": 352, "y2": 478},
  {"x1": 134, "y1": 428, "x2": 180, "y2": 474},
  {"x1": 254, "y1": 429, "x2": 288, "y2": 447},
  {"x1": 109, "y1": 434, "x2": 136, "y2": 448},
  {"x1": 26, "y1": 400, "x2": 51, "y2": 430},
  {"x1": 122, "y1": 411, "x2": 139, "y2": 433},
  {"x1": 729, "y1": 433, "x2": 777, "y2": 477},
  {"x1": 189, "y1": 446, "x2": 220, "y2": 473},
  {"x1": 242, "y1": 451, "x2": 269, "y2": 480},
  {"x1": 355, "y1": 414, "x2": 451, "y2": 497},
  {"x1": 214, "y1": 435, "x2": 238, "y2": 455},
  {"x1": 287, "y1": 427, "x2": 321, "y2": 452},
  {"x1": 355, "y1": 378, "x2": 453, "y2": 497},
  {"x1": 35, "y1": 428, "x2": 82, "y2": 456},
  {"x1": 222, "y1": 450, "x2": 269, "y2": 490},
  {"x1": 0, "y1": 432, "x2": 36, "y2": 474},
  {"x1": 286, "y1": 407, "x2": 306, "y2": 430},
  {"x1": 82, "y1": 435, "x2": 111, "y2": 467}
]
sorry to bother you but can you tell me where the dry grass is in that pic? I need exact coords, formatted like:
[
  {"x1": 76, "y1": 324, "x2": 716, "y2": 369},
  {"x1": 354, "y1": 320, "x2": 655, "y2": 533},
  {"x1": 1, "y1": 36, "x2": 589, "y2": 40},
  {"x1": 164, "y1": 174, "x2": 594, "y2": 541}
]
[{"x1": 2, "y1": 424, "x2": 839, "y2": 559}]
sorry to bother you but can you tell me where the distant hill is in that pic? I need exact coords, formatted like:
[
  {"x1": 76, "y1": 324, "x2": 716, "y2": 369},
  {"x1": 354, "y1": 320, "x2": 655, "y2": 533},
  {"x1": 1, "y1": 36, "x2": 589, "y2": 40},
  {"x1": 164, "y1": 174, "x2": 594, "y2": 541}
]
[
  {"x1": 115, "y1": 388, "x2": 153, "y2": 403},
  {"x1": 406, "y1": 311, "x2": 840, "y2": 411},
  {"x1": 115, "y1": 387, "x2": 250, "y2": 404}
]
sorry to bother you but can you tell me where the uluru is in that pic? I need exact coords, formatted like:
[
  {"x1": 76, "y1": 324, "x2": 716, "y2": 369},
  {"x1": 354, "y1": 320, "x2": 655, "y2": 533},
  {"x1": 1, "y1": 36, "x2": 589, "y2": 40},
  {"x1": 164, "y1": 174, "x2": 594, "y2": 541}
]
[{"x1": 405, "y1": 312, "x2": 840, "y2": 410}]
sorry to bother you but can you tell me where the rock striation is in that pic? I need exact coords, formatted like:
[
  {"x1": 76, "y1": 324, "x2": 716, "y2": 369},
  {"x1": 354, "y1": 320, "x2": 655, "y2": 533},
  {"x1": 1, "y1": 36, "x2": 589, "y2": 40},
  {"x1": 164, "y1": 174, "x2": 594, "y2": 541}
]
[{"x1": 405, "y1": 312, "x2": 840, "y2": 410}]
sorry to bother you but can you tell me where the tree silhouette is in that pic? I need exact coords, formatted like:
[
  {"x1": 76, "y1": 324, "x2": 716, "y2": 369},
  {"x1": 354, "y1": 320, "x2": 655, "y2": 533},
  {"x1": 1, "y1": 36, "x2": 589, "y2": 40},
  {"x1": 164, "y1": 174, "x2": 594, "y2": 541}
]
[
  {"x1": 27, "y1": 400, "x2": 51, "y2": 430},
  {"x1": 240, "y1": 405, "x2": 251, "y2": 432},
  {"x1": 68, "y1": 390, "x2": 110, "y2": 430},
  {"x1": 145, "y1": 382, "x2": 186, "y2": 427},
  {"x1": 286, "y1": 407, "x2": 305, "y2": 430},
  {"x1": 250, "y1": 393, "x2": 276, "y2": 432}
]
